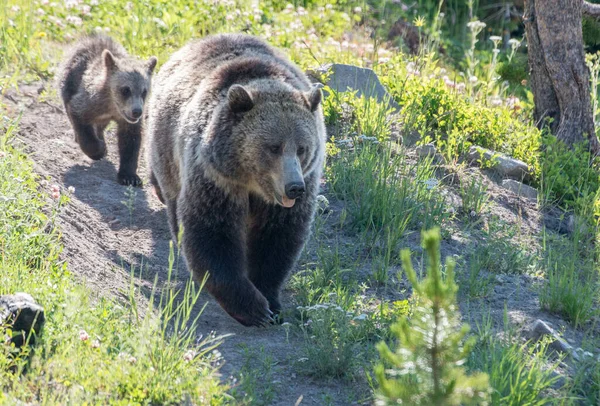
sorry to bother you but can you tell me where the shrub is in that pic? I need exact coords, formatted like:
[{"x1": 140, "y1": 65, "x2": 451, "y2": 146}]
[{"x1": 374, "y1": 228, "x2": 490, "y2": 405}]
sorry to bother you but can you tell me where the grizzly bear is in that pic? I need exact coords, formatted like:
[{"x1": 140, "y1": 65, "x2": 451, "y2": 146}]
[
  {"x1": 57, "y1": 34, "x2": 157, "y2": 186},
  {"x1": 145, "y1": 34, "x2": 325, "y2": 327}
]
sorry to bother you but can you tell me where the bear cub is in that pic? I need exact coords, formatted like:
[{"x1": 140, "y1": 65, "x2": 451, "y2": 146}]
[
  {"x1": 57, "y1": 34, "x2": 157, "y2": 186},
  {"x1": 146, "y1": 34, "x2": 326, "y2": 327}
]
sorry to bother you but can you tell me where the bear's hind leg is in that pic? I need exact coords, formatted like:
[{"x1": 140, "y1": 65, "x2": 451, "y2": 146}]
[
  {"x1": 116, "y1": 121, "x2": 142, "y2": 186},
  {"x1": 150, "y1": 170, "x2": 166, "y2": 204},
  {"x1": 166, "y1": 199, "x2": 179, "y2": 244}
]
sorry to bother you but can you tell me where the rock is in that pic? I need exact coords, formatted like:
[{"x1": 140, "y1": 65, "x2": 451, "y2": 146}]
[
  {"x1": 573, "y1": 347, "x2": 594, "y2": 361},
  {"x1": 416, "y1": 143, "x2": 436, "y2": 158},
  {"x1": 316, "y1": 195, "x2": 330, "y2": 214},
  {"x1": 528, "y1": 319, "x2": 574, "y2": 357},
  {"x1": 416, "y1": 143, "x2": 445, "y2": 164},
  {"x1": 310, "y1": 63, "x2": 400, "y2": 111},
  {"x1": 357, "y1": 134, "x2": 379, "y2": 144},
  {"x1": 0, "y1": 292, "x2": 45, "y2": 347},
  {"x1": 566, "y1": 214, "x2": 590, "y2": 237},
  {"x1": 501, "y1": 179, "x2": 538, "y2": 200},
  {"x1": 468, "y1": 146, "x2": 532, "y2": 181}
]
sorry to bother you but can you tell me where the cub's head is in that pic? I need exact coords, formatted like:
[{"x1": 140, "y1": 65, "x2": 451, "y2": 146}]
[
  {"x1": 103, "y1": 50, "x2": 157, "y2": 124},
  {"x1": 217, "y1": 83, "x2": 324, "y2": 208}
]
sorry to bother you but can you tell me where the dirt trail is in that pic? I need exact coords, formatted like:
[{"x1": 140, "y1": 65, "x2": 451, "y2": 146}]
[{"x1": 6, "y1": 84, "x2": 361, "y2": 405}]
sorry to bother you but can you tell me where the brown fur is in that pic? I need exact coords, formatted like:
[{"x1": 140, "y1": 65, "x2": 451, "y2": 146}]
[
  {"x1": 146, "y1": 34, "x2": 326, "y2": 327},
  {"x1": 57, "y1": 34, "x2": 157, "y2": 186}
]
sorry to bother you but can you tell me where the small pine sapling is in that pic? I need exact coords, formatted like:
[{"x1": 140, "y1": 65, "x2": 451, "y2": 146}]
[{"x1": 374, "y1": 227, "x2": 491, "y2": 405}]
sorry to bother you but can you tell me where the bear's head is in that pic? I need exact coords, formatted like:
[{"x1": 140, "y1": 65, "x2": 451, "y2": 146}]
[
  {"x1": 103, "y1": 50, "x2": 157, "y2": 124},
  {"x1": 209, "y1": 82, "x2": 324, "y2": 208}
]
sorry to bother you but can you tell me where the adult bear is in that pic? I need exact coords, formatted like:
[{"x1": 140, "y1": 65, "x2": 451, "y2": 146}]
[{"x1": 146, "y1": 34, "x2": 325, "y2": 327}]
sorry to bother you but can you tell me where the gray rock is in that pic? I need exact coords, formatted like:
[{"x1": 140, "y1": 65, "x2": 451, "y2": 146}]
[
  {"x1": 311, "y1": 63, "x2": 400, "y2": 111},
  {"x1": 567, "y1": 214, "x2": 590, "y2": 237},
  {"x1": 416, "y1": 143, "x2": 445, "y2": 164},
  {"x1": 416, "y1": 143, "x2": 436, "y2": 158},
  {"x1": 0, "y1": 292, "x2": 45, "y2": 347},
  {"x1": 528, "y1": 319, "x2": 574, "y2": 357},
  {"x1": 501, "y1": 179, "x2": 538, "y2": 200},
  {"x1": 468, "y1": 146, "x2": 532, "y2": 181}
]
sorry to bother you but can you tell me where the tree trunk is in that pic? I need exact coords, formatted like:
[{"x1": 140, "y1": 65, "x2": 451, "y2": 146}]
[{"x1": 524, "y1": 0, "x2": 600, "y2": 153}]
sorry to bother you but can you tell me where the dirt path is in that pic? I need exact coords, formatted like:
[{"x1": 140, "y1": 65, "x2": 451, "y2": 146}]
[{"x1": 6, "y1": 84, "x2": 362, "y2": 405}]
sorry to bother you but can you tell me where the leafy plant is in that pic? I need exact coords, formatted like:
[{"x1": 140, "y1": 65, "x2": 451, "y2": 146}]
[{"x1": 374, "y1": 228, "x2": 490, "y2": 405}]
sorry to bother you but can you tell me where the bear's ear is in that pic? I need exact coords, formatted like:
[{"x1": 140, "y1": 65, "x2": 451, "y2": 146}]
[
  {"x1": 146, "y1": 56, "x2": 158, "y2": 74},
  {"x1": 102, "y1": 50, "x2": 117, "y2": 72},
  {"x1": 305, "y1": 86, "x2": 322, "y2": 112},
  {"x1": 228, "y1": 84, "x2": 254, "y2": 113}
]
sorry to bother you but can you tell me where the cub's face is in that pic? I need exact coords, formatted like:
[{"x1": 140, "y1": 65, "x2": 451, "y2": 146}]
[
  {"x1": 103, "y1": 50, "x2": 157, "y2": 124},
  {"x1": 227, "y1": 84, "x2": 323, "y2": 208}
]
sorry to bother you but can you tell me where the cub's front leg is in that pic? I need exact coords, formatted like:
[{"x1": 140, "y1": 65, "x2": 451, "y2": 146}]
[{"x1": 116, "y1": 121, "x2": 142, "y2": 186}]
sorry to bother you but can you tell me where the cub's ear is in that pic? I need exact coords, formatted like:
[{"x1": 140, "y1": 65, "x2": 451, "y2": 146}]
[
  {"x1": 102, "y1": 49, "x2": 117, "y2": 72},
  {"x1": 228, "y1": 84, "x2": 254, "y2": 113},
  {"x1": 146, "y1": 56, "x2": 158, "y2": 74},
  {"x1": 305, "y1": 86, "x2": 322, "y2": 112}
]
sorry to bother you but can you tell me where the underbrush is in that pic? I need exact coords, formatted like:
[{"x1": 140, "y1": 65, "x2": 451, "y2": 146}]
[
  {"x1": 0, "y1": 117, "x2": 228, "y2": 404},
  {"x1": 467, "y1": 315, "x2": 564, "y2": 406}
]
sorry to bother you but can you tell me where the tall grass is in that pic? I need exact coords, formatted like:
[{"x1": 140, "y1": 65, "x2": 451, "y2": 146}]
[
  {"x1": 467, "y1": 314, "x2": 564, "y2": 406},
  {"x1": 0, "y1": 116, "x2": 228, "y2": 404}
]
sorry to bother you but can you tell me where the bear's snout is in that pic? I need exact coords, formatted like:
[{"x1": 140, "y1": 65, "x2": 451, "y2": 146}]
[{"x1": 285, "y1": 181, "x2": 305, "y2": 199}]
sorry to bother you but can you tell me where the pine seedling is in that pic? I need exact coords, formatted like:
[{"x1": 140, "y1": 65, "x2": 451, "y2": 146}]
[{"x1": 375, "y1": 228, "x2": 491, "y2": 405}]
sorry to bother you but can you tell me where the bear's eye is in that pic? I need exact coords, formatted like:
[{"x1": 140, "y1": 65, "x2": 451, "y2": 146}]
[
  {"x1": 120, "y1": 86, "x2": 131, "y2": 98},
  {"x1": 297, "y1": 146, "x2": 306, "y2": 156},
  {"x1": 141, "y1": 89, "x2": 148, "y2": 99},
  {"x1": 268, "y1": 145, "x2": 282, "y2": 155}
]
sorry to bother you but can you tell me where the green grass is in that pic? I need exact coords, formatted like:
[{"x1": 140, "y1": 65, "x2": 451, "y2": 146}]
[
  {"x1": 231, "y1": 344, "x2": 279, "y2": 406},
  {"x1": 539, "y1": 231, "x2": 599, "y2": 328},
  {"x1": 467, "y1": 315, "x2": 564, "y2": 406},
  {"x1": 0, "y1": 117, "x2": 228, "y2": 404}
]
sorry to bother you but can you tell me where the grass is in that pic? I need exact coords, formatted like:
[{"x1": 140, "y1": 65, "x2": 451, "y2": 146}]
[
  {"x1": 467, "y1": 314, "x2": 564, "y2": 406},
  {"x1": 0, "y1": 117, "x2": 228, "y2": 404},
  {"x1": 539, "y1": 230, "x2": 599, "y2": 328},
  {"x1": 231, "y1": 344, "x2": 279, "y2": 406}
]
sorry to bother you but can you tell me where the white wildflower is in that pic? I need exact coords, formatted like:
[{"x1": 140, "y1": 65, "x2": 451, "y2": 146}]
[{"x1": 489, "y1": 35, "x2": 502, "y2": 47}]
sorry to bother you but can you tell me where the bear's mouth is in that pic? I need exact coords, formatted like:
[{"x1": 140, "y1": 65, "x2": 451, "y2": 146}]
[
  {"x1": 274, "y1": 194, "x2": 296, "y2": 208},
  {"x1": 121, "y1": 112, "x2": 141, "y2": 124}
]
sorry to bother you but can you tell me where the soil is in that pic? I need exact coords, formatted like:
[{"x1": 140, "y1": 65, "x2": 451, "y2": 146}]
[{"x1": 3, "y1": 81, "x2": 596, "y2": 404}]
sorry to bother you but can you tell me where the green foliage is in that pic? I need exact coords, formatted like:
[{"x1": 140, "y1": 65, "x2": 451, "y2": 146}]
[
  {"x1": 232, "y1": 345, "x2": 278, "y2": 406},
  {"x1": 467, "y1": 316, "x2": 564, "y2": 406},
  {"x1": 496, "y1": 54, "x2": 528, "y2": 86},
  {"x1": 382, "y1": 62, "x2": 541, "y2": 173},
  {"x1": 374, "y1": 228, "x2": 490, "y2": 405},
  {"x1": 0, "y1": 117, "x2": 227, "y2": 404},
  {"x1": 539, "y1": 232, "x2": 598, "y2": 328},
  {"x1": 583, "y1": 16, "x2": 600, "y2": 49},
  {"x1": 322, "y1": 88, "x2": 394, "y2": 141},
  {"x1": 328, "y1": 140, "x2": 450, "y2": 239},
  {"x1": 570, "y1": 354, "x2": 600, "y2": 404},
  {"x1": 459, "y1": 176, "x2": 489, "y2": 216},
  {"x1": 539, "y1": 135, "x2": 600, "y2": 212},
  {"x1": 468, "y1": 219, "x2": 536, "y2": 275}
]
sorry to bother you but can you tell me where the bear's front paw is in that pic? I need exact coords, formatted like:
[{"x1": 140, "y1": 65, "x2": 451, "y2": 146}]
[
  {"x1": 118, "y1": 172, "x2": 143, "y2": 187},
  {"x1": 217, "y1": 286, "x2": 274, "y2": 327}
]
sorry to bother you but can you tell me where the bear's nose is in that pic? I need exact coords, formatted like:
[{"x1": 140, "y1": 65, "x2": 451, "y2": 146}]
[
  {"x1": 131, "y1": 108, "x2": 143, "y2": 119},
  {"x1": 285, "y1": 182, "x2": 305, "y2": 199}
]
